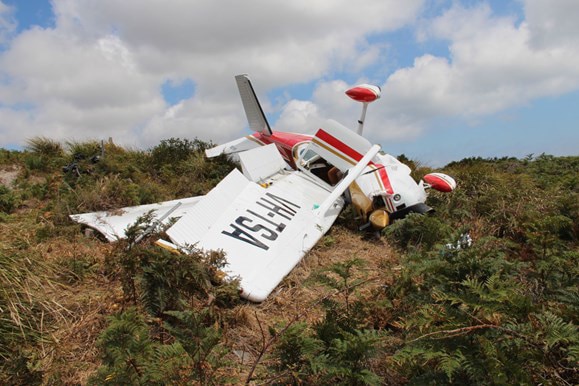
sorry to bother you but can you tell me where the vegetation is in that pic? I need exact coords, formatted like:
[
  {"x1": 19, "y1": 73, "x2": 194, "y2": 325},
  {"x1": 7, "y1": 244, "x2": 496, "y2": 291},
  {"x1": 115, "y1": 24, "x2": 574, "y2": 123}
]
[{"x1": 0, "y1": 137, "x2": 577, "y2": 385}]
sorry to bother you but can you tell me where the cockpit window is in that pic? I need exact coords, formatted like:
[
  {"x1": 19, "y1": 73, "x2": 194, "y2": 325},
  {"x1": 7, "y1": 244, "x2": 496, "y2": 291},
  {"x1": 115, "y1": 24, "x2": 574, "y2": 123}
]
[
  {"x1": 295, "y1": 146, "x2": 342, "y2": 186},
  {"x1": 301, "y1": 149, "x2": 319, "y2": 164}
]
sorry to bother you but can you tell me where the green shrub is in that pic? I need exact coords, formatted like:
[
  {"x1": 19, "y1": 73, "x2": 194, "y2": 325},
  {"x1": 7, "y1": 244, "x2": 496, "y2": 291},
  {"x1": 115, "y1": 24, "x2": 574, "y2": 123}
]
[
  {"x1": 0, "y1": 185, "x2": 18, "y2": 213},
  {"x1": 384, "y1": 213, "x2": 451, "y2": 250},
  {"x1": 24, "y1": 137, "x2": 66, "y2": 172},
  {"x1": 149, "y1": 137, "x2": 206, "y2": 171},
  {"x1": 269, "y1": 322, "x2": 383, "y2": 386},
  {"x1": 89, "y1": 308, "x2": 186, "y2": 385},
  {"x1": 26, "y1": 137, "x2": 64, "y2": 157},
  {"x1": 23, "y1": 153, "x2": 45, "y2": 171},
  {"x1": 266, "y1": 259, "x2": 383, "y2": 385},
  {"x1": 65, "y1": 140, "x2": 102, "y2": 159},
  {"x1": 0, "y1": 149, "x2": 22, "y2": 165},
  {"x1": 164, "y1": 308, "x2": 233, "y2": 384},
  {"x1": 90, "y1": 306, "x2": 234, "y2": 385},
  {"x1": 139, "y1": 247, "x2": 211, "y2": 316}
]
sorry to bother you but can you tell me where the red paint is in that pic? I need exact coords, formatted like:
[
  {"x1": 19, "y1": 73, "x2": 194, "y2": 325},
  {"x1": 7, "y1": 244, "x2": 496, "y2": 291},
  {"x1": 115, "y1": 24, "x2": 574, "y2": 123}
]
[
  {"x1": 315, "y1": 129, "x2": 393, "y2": 194},
  {"x1": 345, "y1": 86, "x2": 380, "y2": 103},
  {"x1": 424, "y1": 173, "x2": 454, "y2": 192},
  {"x1": 315, "y1": 129, "x2": 363, "y2": 163},
  {"x1": 250, "y1": 128, "x2": 394, "y2": 195},
  {"x1": 372, "y1": 163, "x2": 394, "y2": 195},
  {"x1": 253, "y1": 131, "x2": 312, "y2": 169},
  {"x1": 255, "y1": 131, "x2": 311, "y2": 148}
]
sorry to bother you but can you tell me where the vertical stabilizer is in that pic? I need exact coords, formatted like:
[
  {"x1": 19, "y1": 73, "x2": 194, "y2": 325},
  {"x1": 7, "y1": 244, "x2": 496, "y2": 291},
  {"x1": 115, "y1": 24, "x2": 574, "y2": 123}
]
[{"x1": 235, "y1": 74, "x2": 273, "y2": 136}]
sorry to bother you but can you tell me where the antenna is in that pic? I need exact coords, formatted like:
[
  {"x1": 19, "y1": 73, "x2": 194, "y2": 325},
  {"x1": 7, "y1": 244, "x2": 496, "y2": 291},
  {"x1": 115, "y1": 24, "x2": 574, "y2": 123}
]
[{"x1": 345, "y1": 84, "x2": 381, "y2": 135}]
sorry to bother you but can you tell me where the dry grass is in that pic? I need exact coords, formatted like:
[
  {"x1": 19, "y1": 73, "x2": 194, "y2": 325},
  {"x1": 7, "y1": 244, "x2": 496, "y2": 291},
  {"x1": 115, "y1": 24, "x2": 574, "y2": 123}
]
[
  {"x1": 31, "y1": 232, "x2": 124, "y2": 384},
  {"x1": 1, "y1": 156, "x2": 402, "y2": 384},
  {"x1": 21, "y1": 222, "x2": 399, "y2": 384},
  {"x1": 220, "y1": 223, "x2": 400, "y2": 382},
  {"x1": 0, "y1": 203, "x2": 120, "y2": 384}
]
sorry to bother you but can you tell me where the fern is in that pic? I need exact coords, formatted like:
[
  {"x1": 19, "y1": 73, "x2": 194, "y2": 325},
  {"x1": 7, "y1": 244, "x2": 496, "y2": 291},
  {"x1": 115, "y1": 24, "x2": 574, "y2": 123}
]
[
  {"x1": 534, "y1": 311, "x2": 578, "y2": 351},
  {"x1": 89, "y1": 308, "x2": 155, "y2": 385},
  {"x1": 90, "y1": 307, "x2": 233, "y2": 385},
  {"x1": 163, "y1": 308, "x2": 232, "y2": 385},
  {"x1": 139, "y1": 248, "x2": 210, "y2": 316}
]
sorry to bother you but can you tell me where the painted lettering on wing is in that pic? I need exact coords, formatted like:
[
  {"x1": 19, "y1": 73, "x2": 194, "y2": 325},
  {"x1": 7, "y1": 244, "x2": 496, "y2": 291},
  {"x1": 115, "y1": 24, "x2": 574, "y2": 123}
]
[{"x1": 222, "y1": 192, "x2": 301, "y2": 250}]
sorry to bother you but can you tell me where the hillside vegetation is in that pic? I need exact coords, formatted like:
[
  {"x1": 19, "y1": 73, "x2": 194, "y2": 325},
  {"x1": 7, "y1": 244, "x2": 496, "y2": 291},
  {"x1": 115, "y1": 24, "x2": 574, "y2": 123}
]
[{"x1": 0, "y1": 137, "x2": 577, "y2": 385}]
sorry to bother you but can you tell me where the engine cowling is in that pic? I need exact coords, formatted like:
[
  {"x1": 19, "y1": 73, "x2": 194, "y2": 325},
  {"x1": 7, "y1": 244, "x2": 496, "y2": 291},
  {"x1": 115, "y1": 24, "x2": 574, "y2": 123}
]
[{"x1": 423, "y1": 173, "x2": 456, "y2": 192}]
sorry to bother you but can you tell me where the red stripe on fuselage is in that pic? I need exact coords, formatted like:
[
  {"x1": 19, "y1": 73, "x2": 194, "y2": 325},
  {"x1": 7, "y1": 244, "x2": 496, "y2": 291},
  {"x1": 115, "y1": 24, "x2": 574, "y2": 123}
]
[
  {"x1": 315, "y1": 129, "x2": 359, "y2": 164},
  {"x1": 373, "y1": 164, "x2": 394, "y2": 195},
  {"x1": 253, "y1": 131, "x2": 312, "y2": 169},
  {"x1": 315, "y1": 129, "x2": 394, "y2": 195}
]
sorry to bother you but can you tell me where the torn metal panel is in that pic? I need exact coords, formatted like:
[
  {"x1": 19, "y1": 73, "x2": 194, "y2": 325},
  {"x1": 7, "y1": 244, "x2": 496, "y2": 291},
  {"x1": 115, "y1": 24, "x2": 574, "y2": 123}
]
[{"x1": 238, "y1": 143, "x2": 288, "y2": 182}]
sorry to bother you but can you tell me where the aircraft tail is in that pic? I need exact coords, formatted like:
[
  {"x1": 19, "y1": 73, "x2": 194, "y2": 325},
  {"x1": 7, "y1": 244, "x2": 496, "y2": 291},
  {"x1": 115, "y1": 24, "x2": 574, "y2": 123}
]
[{"x1": 235, "y1": 74, "x2": 272, "y2": 136}]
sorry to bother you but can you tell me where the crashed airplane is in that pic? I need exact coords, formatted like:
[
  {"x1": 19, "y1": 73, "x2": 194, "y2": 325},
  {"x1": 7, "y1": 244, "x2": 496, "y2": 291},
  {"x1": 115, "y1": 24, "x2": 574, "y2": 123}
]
[{"x1": 71, "y1": 74, "x2": 456, "y2": 302}]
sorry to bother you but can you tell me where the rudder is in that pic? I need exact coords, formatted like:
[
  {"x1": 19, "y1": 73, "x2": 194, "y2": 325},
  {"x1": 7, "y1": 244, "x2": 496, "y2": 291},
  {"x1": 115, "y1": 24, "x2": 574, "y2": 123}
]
[{"x1": 235, "y1": 74, "x2": 273, "y2": 136}]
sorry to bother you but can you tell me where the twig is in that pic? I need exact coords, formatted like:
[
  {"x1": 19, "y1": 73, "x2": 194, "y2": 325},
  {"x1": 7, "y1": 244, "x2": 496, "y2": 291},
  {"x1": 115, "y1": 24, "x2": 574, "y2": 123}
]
[
  {"x1": 407, "y1": 324, "x2": 498, "y2": 343},
  {"x1": 245, "y1": 311, "x2": 268, "y2": 384},
  {"x1": 407, "y1": 323, "x2": 540, "y2": 348}
]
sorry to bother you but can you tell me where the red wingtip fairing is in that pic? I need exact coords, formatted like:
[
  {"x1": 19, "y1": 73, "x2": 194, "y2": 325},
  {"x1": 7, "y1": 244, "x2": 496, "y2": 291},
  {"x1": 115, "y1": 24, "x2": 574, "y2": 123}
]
[
  {"x1": 345, "y1": 84, "x2": 381, "y2": 103},
  {"x1": 424, "y1": 173, "x2": 457, "y2": 193}
]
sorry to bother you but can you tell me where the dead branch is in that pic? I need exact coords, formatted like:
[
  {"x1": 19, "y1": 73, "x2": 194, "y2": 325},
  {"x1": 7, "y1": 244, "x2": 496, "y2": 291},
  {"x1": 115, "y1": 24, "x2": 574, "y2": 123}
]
[{"x1": 406, "y1": 323, "x2": 540, "y2": 349}]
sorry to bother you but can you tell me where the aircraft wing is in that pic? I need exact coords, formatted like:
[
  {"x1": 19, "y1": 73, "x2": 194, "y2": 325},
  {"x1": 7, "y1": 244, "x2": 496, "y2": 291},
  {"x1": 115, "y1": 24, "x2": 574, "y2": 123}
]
[
  {"x1": 165, "y1": 143, "x2": 380, "y2": 302},
  {"x1": 69, "y1": 196, "x2": 204, "y2": 242},
  {"x1": 70, "y1": 127, "x2": 381, "y2": 302},
  {"x1": 164, "y1": 168, "x2": 341, "y2": 302}
]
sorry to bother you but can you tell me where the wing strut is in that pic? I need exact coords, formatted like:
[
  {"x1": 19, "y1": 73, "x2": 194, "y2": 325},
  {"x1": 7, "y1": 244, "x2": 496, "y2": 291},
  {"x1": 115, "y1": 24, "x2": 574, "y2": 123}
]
[{"x1": 316, "y1": 144, "x2": 381, "y2": 217}]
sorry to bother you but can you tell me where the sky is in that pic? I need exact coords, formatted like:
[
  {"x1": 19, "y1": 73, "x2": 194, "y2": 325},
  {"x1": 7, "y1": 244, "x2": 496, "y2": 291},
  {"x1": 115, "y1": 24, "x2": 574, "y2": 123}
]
[{"x1": 0, "y1": 0, "x2": 578, "y2": 166}]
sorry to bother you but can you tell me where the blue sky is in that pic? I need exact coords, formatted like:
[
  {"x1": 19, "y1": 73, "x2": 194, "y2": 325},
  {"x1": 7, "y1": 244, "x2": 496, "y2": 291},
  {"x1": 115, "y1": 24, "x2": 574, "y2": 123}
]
[{"x1": 0, "y1": 0, "x2": 578, "y2": 166}]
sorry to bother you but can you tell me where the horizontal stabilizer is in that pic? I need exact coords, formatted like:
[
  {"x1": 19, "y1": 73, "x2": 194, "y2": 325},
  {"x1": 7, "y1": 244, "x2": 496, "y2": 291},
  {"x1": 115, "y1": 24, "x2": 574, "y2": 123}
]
[{"x1": 205, "y1": 135, "x2": 262, "y2": 160}]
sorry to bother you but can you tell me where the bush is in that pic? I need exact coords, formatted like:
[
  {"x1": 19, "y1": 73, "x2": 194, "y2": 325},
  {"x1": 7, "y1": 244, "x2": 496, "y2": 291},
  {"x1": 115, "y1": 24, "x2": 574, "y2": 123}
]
[
  {"x1": 265, "y1": 259, "x2": 384, "y2": 385},
  {"x1": 0, "y1": 185, "x2": 17, "y2": 213},
  {"x1": 90, "y1": 307, "x2": 234, "y2": 385},
  {"x1": 149, "y1": 137, "x2": 207, "y2": 171},
  {"x1": 385, "y1": 155, "x2": 579, "y2": 385},
  {"x1": 24, "y1": 137, "x2": 66, "y2": 172},
  {"x1": 384, "y1": 213, "x2": 451, "y2": 250}
]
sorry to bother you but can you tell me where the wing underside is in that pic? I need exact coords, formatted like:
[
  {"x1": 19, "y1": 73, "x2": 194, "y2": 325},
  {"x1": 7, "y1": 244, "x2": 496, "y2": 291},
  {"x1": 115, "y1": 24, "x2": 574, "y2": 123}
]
[{"x1": 165, "y1": 168, "x2": 342, "y2": 302}]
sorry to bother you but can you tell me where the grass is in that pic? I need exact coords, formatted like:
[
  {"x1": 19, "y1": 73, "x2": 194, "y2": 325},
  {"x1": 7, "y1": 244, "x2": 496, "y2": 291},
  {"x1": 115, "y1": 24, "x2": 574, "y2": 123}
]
[{"x1": 1, "y1": 138, "x2": 576, "y2": 384}]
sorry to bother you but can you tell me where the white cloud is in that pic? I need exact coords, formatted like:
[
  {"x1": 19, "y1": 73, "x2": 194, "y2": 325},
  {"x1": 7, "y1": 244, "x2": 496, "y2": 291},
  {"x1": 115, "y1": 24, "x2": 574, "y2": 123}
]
[
  {"x1": 0, "y1": 0, "x2": 424, "y2": 148},
  {"x1": 275, "y1": 100, "x2": 322, "y2": 135},
  {"x1": 524, "y1": 0, "x2": 579, "y2": 49},
  {"x1": 308, "y1": 1, "x2": 579, "y2": 144},
  {"x1": 2, "y1": 0, "x2": 579, "y2": 155},
  {"x1": 0, "y1": 28, "x2": 164, "y2": 145}
]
